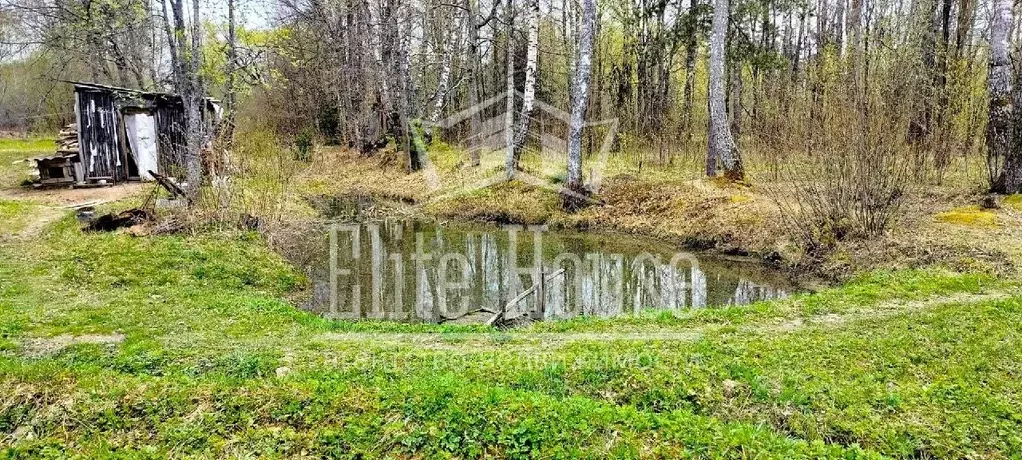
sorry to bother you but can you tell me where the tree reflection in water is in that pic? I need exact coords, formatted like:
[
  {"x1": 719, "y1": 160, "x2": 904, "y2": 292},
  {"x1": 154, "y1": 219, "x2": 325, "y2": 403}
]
[{"x1": 302, "y1": 220, "x2": 794, "y2": 322}]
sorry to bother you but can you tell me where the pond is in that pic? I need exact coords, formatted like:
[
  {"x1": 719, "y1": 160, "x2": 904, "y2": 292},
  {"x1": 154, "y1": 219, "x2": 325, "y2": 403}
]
[{"x1": 294, "y1": 218, "x2": 797, "y2": 325}]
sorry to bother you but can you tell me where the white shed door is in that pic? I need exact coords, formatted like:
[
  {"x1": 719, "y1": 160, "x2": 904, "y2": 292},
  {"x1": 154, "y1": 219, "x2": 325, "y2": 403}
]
[{"x1": 124, "y1": 112, "x2": 159, "y2": 180}]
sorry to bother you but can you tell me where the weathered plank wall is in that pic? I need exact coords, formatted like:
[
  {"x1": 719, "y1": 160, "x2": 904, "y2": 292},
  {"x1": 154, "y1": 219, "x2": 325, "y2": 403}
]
[
  {"x1": 155, "y1": 101, "x2": 188, "y2": 178},
  {"x1": 76, "y1": 89, "x2": 126, "y2": 182}
]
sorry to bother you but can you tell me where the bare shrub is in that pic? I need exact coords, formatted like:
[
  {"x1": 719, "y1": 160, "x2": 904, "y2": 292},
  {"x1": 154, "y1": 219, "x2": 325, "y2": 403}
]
[
  {"x1": 768, "y1": 53, "x2": 916, "y2": 254},
  {"x1": 193, "y1": 125, "x2": 309, "y2": 229}
]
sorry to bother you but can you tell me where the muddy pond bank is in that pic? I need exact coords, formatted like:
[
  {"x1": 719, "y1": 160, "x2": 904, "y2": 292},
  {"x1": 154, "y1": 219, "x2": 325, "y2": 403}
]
[{"x1": 291, "y1": 149, "x2": 1021, "y2": 282}]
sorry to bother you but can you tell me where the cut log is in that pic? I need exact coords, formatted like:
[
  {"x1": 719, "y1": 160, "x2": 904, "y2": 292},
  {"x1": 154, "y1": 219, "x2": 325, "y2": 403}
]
[{"x1": 149, "y1": 170, "x2": 187, "y2": 199}]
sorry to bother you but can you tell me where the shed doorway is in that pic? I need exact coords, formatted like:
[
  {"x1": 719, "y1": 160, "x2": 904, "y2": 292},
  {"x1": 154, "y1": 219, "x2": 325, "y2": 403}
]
[{"x1": 124, "y1": 111, "x2": 159, "y2": 181}]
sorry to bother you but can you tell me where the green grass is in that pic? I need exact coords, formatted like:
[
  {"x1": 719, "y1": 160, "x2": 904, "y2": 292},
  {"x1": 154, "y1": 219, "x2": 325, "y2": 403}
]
[
  {"x1": 0, "y1": 138, "x2": 54, "y2": 153},
  {"x1": 1, "y1": 207, "x2": 1021, "y2": 457},
  {"x1": 0, "y1": 199, "x2": 42, "y2": 237},
  {"x1": 0, "y1": 138, "x2": 54, "y2": 188}
]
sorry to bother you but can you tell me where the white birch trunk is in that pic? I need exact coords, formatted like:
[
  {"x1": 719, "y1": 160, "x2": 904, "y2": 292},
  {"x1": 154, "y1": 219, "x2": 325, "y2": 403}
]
[
  {"x1": 504, "y1": 0, "x2": 517, "y2": 180},
  {"x1": 512, "y1": 0, "x2": 540, "y2": 160},
  {"x1": 428, "y1": 10, "x2": 466, "y2": 122},
  {"x1": 466, "y1": 0, "x2": 482, "y2": 166},
  {"x1": 429, "y1": 52, "x2": 454, "y2": 122},
  {"x1": 707, "y1": 0, "x2": 743, "y2": 180},
  {"x1": 565, "y1": 0, "x2": 596, "y2": 194}
]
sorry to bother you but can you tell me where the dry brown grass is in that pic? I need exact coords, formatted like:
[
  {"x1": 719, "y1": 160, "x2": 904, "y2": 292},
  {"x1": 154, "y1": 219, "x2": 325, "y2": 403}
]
[
  {"x1": 560, "y1": 176, "x2": 786, "y2": 256},
  {"x1": 299, "y1": 147, "x2": 430, "y2": 203},
  {"x1": 275, "y1": 145, "x2": 1020, "y2": 281},
  {"x1": 822, "y1": 190, "x2": 1021, "y2": 278},
  {"x1": 426, "y1": 181, "x2": 560, "y2": 225}
]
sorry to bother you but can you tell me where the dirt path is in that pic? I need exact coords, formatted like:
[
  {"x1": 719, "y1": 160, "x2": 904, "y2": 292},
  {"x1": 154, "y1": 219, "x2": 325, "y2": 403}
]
[
  {"x1": 762, "y1": 291, "x2": 1011, "y2": 333},
  {"x1": 0, "y1": 183, "x2": 145, "y2": 207},
  {"x1": 1, "y1": 183, "x2": 147, "y2": 240},
  {"x1": 313, "y1": 291, "x2": 1012, "y2": 349},
  {"x1": 12, "y1": 206, "x2": 64, "y2": 239}
]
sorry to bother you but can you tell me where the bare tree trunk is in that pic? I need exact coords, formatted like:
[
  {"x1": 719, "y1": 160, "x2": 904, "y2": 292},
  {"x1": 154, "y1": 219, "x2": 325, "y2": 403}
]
[
  {"x1": 707, "y1": 0, "x2": 743, "y2": 180},
  {"x1": 512, "y1": 0, "x2": 539, "y2": 161},
  {"x1": 428, "y1": 7, "x2": 465, "y2": 122},
  {"x1": 793, "y1": 11, "x2": 805, "y2": 77},
  {"x1": 987, "y1": 0, "x2": 1016, "y2": 193},
  {"x1": 591, "y1": 9, "x2": 603, "y2": 156},
  {"x1": 953, "y1": 0, "x2": 975, "y2": 59},
  {"x1": 817, "y1": 0, "x2": 829, "y2": 50},
  {"x1": 465, "y1": 0, "x2": 483, "y2": 166},
  {"x1": 565, "y1": 0, "x2": 596, "y2": 200},
  {"x1": 683, "y1": 0, "x2": 700, "y2": 140},
  {"x1": 728, "y1": 57, "x2": 742, "y2": 138},
  {"x1": 847, "y1": 0, "x2": 862, "y2": 51},
  {"x1": 397, "y1": 4, "x2": 417, "y2": 171},
  {"x1": 184, "y1": 0, "x2": 206, "y2": 197},
  {"x1": 160, "y1": 0, "x2": 182, "y2": 92},
  {"x1": 504, "y1": 0, "x2": 516, "y2": 180},
  {"x1": 847, "y1": 0, "x2": 862, "y2": 90},
  {"x1": 162, "y1": 0, "x2": 207, "y2": 201},
  {"x1": 834, "y1": 0, "x2": 845, "y2": 54},
  {"x1": 223, "y1": 0, "x2": 238, "y2": 149},
  {"x1": 1002, "y1": 61, "x2": 1022, "y2": 191},
  {"x1": 913, "y1": 0, "x2": 940, "y2": 143}
]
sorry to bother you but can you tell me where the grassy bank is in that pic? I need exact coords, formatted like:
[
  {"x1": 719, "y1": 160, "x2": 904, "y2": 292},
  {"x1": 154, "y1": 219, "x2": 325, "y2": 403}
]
[{"x1": 2, "y1": 196, "x2": 1022, "y2": 457}]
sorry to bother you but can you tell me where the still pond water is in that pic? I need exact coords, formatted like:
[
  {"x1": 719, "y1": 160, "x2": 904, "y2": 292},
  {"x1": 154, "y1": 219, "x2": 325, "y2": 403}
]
[{"x1": 296, "y1": 219, "x2": 796, "y2": 324}]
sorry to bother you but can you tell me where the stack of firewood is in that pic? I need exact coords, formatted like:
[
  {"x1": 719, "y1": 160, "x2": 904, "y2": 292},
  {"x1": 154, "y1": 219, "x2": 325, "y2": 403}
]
[{"x1": 56, "y1": 123, "x2": 79, "y2": 155}]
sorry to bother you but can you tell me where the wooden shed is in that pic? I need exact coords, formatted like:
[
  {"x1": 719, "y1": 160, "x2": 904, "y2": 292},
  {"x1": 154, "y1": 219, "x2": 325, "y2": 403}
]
[{"x1": 64, "y1": 81, "x2": 219, "y2": 184}]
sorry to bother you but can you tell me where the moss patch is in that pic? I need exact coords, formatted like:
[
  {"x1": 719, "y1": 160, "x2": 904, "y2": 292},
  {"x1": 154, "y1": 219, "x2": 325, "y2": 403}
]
[
  {"x1": 935, "y1": 206, "x2": 998, "y2": 228},
  {"x1": 1003, "y1": 194, "x2": 1022, "y2": 211}
]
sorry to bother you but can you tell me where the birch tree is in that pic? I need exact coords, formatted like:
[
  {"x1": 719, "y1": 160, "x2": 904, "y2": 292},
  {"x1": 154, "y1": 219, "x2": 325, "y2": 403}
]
[
  {"x1": 706, "y1": 0, "x2": 743, "y2": 180},
  {"x1": 427, "y1": 5, "x2": 465, "y2": 122},
  {"x1": 503, "y1": 0, "x2": 516, "y2": 180},
  {"x1": 987, "y1": 0, "x2": 1018, "y2": 193},
  {"x1": 511, "y1": 0, "x2": 539, "y2": 164},
  {"x1": 564, "y1": 0, "x2": 595, "y2": 203}
]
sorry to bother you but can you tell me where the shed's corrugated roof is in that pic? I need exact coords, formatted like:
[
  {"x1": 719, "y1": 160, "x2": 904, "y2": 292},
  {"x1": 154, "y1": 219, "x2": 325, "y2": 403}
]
[
  {"x1": 67, "y1": 80, "x2": 176, "y2": 99},
  {"x1": 66, "y1": 81, "x2": 221, "y2": 104}
]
